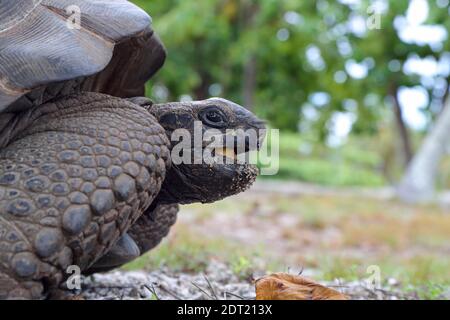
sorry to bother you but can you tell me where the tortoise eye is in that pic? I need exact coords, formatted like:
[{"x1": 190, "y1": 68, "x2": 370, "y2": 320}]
[
  {"x1": 200, "y1": 107, "x2": 227, "y2": 128},
  {"x1": 206, "y1": 111, "x2": 222, "y2": 123}
]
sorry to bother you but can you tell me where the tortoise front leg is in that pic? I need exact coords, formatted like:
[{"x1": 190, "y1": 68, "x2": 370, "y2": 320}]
[
  {"x1": 128, "y1": 203, "x2": 179, "y2": 254},
  {"x1": 86, "y1": 203, "x2": 179, "y2": 274},
  {"x1": 0, "y1": 93, "x2": 170, "y2": 299}
]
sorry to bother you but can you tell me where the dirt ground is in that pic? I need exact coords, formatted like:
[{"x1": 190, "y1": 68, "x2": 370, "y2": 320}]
[
  {"x1": 82, "y1": 261, "x2": 417, "y2": 300},
  {"x1": 119, "y1": 180, "x2": 450, "y2": 300}
]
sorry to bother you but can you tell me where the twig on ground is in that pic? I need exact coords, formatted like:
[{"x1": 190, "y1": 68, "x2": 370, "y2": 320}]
[
  {"x1": 224, "y1": 291, "x2": 251, "y2": 300},
  {"x1": 144, "y1": 283, "x2": 160, "y2": 300},
  {"x1": 191, "y1": 281, "x2": 215, "y2": 300},
  {"x1": 156, "y1": 283, "x2": 182, "y2": 300},
  {"x1": 203, "y1": 274, "x2": 219, "y2": 300}
]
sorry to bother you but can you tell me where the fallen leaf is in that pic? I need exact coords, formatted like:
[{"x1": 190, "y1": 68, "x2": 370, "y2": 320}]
[{"x1": 255, "y1": 273, "x2": 348, "y2": 300}]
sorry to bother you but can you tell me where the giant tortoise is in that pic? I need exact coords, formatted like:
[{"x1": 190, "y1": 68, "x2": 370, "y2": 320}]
[{"x1": 0, "y1": 0, "x2": 265, "y2": 299}]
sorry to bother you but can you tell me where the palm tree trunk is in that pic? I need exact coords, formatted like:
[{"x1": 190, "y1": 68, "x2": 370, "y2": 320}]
[
  {"x1": 390, "y1": 84, "x2": 413, "y2": 167},
  {"x1": 398, "y1": 95, "x2": 450, "y2": 203}
]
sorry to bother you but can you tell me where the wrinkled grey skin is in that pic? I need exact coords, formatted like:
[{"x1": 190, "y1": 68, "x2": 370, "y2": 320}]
[
  {"x1": 86, "y1": 203, "x2": 179, "y2": 275},
  {"x1": 149, "y1": 97, "x2": 265, "y2": 204},
  {"x1": 87, "y1": 97, "x2": 265, "y2": 274},
  {"x1": 0, "y1": 92, "x2": 265, "y2": 299}
]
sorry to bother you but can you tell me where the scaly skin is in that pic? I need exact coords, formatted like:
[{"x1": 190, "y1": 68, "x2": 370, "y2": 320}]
[
  {"x1": 85, "y1": 203, "x2": 178, "y2": 274},
  {"x1": 128, "y1": 203, "x2": 179, "y2": 254},
  {"x1": 0, "y1": 92, "x2": 265, "y2": 299},
  {"x1": 88, "y1": 97, "x2": 265, "y2": 274},
  {"x1": 0, "y1": 93, "x2": 170, "y2": 299}
]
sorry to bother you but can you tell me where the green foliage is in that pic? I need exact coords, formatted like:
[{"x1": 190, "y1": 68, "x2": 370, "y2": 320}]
[
  {"x1": 132, "y1": 0, "x2": 449, "y2": 134},
  {"x1": 130, "y1": 0, "x2": 370, "y2": 132},
  {"x1": 131, "y1": 0, "x2": 450, "y2": 186}
]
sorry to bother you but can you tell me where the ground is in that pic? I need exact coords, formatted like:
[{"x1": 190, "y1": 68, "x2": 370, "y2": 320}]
[
  {"x1": 83, "y1": 180, "x2": 450, "y2": 300},
  {"x1": 81, "y1": 261, "x2": 420, "y2": 300}
]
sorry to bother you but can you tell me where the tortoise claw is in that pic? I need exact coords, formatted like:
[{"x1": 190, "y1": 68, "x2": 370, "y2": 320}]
[{"x1": 86, "y1": 233, "x2": 140, "y2": 274}]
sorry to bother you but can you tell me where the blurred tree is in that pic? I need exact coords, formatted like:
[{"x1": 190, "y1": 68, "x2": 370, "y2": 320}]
[
  {"x1": 131, "y1": 0, "x2": 361, "y2": 132},
  {"x1": 338, "y1": 0, "x2": 449, "y2": 167},
  {"x1": 394, "y1": 0, "x2": 450, "y2": 202},
  {"x1": 131, "y1": 0, "x2": 450, "y2": 192},
  {"x1": 398, "y1": 96, "x2": 450, "y2": 202}
]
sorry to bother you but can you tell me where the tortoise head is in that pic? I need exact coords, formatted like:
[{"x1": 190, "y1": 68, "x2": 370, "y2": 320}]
[{"x1": 146, "y1": 98, "x2": 266, "y2": 204}]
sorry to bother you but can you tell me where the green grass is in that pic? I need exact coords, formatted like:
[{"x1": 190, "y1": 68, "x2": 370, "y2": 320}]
[
  {"x1": 314, "y1": 255, "x2": 450, "y2": 285},
  {"x1": 123, "y1": 233, "x2": 223, "y2": 273},
  {"x1": 123, "y1": 230, "x2": 273, "y2": 279},
  {"x1": 259, "y1": 129, "x2": 450, "y2": 189},
  {"x1": 314, "y1": 255, "x2": 450, "y2": 299},
  {"x1": 259, "y1": 131, "x2": 387, "y2": 187}
]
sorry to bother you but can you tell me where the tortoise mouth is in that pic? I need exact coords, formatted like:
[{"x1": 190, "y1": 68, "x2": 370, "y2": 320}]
[
  {"x1": 197, "y1": 131, "x2": 265, "y2": 166},
  {"x1": 209, "y1": 146, "x2": 256, "y2": 165},
  {"x1": 170, "y1": 133, "x2": 263, "y2": 167},
  {"x1": 157, "y1": 159, "x2": 259, "y2": 205}
]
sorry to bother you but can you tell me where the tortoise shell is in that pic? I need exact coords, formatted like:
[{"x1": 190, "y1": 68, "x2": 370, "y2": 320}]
[{"x1": 0, "y1": 0, "x2": 166, "y2": 114}]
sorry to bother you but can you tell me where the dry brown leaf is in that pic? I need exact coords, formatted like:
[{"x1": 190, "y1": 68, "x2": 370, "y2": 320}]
[{"x1": 255, "y1": 273, "x2": 348, "y2": 300}]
